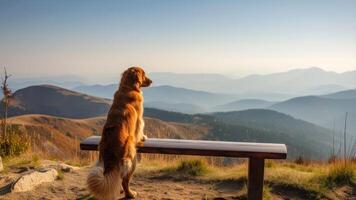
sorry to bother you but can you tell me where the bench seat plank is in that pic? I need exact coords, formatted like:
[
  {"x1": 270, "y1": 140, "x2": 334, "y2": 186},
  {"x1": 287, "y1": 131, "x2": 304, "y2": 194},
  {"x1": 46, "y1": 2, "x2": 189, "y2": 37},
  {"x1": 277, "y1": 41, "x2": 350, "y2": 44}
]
[{"x1": 80, "y1": 136, "x2": 287, "y2": 159}]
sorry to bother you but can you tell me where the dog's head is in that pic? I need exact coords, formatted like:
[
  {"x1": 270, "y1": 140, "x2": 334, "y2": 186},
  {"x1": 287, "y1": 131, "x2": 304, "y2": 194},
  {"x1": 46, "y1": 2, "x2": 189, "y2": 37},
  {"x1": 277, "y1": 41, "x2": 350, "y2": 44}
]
[{"x1": 120, "y1": 67, "x2": 152, "y2": 89}]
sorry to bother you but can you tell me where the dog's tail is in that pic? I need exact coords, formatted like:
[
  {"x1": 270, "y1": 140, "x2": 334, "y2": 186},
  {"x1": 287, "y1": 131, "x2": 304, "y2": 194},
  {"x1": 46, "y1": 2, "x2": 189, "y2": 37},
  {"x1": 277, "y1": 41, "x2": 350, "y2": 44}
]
[{"x1": 87, "y1": 162, "x2": 123, "y2": 200}]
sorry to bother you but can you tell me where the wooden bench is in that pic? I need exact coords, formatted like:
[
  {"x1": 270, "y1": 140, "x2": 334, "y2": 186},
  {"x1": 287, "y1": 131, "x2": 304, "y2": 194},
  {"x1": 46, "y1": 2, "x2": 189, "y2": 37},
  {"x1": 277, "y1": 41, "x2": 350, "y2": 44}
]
[{"x1": 80, "y1": 136, "x2": 287, "y2": 200}]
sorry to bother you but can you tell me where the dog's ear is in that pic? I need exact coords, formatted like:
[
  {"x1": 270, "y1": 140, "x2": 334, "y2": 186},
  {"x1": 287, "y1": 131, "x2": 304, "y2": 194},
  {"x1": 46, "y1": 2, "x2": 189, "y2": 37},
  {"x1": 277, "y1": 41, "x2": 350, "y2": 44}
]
[
  {"x1": 130, "y1": 68, "x2": 143, "y2": 85},
  {"x1": 120, "y1": 68, "x2": 142, "y2": 88}
]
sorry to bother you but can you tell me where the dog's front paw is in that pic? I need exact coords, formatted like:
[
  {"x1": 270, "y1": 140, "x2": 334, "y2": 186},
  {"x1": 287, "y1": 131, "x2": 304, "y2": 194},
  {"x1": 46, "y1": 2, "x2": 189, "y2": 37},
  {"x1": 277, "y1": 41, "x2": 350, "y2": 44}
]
[
  {"x1": 141, "y1": 134, "x2": 148, "y2": 141},
  {"x1": 125, "y1": 190, "x2": 137, "y2": 199},
  {"x1": 137, "y1": 135, "x2": 148, "y2": 146}
]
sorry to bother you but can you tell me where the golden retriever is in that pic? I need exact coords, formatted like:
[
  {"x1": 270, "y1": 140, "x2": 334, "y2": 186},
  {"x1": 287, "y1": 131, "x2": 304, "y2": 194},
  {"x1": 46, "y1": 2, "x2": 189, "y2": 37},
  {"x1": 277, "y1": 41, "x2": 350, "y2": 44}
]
[{"x1": 87, "y1": 67, "x2": 152, "y2": 200}]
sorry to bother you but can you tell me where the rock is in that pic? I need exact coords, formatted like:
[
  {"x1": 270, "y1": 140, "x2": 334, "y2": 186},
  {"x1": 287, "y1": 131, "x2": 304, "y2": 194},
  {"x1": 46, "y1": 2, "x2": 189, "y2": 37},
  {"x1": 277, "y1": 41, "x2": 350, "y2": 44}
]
[
  {"x1": 15, "y1": 166, "x2": 32, "y2": 174},
  {"x1": 0, "y1": 156, "x2": 3, "y2": 172},
  {"x1": 58, "y1": 163, "x2": 80, "y2": 173},
  {"x1": 11, "y1": 168, "x2": 58, "y2": 192},
  {"x1": 40, "y1": 160, "x2": 80, "y2": 173}
]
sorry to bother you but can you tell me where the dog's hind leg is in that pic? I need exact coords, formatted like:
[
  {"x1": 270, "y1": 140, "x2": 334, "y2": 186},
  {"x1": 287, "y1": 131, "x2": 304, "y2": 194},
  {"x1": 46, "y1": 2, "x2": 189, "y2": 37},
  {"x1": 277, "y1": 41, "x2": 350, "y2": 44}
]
[{"x1": 122, "y1": 156, "x2": 137, "y2": 199}]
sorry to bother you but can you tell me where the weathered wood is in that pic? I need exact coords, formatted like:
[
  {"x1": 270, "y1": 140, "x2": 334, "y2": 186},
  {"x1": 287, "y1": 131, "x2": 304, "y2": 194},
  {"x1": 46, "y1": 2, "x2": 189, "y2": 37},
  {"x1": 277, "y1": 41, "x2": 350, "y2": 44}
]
[
  {"x1": 248, "y1": 158, "x2": 265, "y2": 200},
  {"x1": 80, "y1": 136, "x2": 287, "y2": 159}
]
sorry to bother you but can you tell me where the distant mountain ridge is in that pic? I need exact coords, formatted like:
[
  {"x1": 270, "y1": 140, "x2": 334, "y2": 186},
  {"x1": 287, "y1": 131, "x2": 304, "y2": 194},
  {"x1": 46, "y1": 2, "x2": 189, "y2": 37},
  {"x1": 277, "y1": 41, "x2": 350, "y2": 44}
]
[
  {"x1": 4, "y1": 84, "x2": 335, "y2": 159},
  {"x1": 212, "y1": 109, "x2": 334, "y2": 159},
  {"x1": 145, "y1": 108, "x2": 334, "y2": 159},
  {"x1": 73, "y1": 84, "x2": 235, "y2": 112},
  {"x1": 321, "y1": 89, "x2": 356, "y2": 99},
  {"x1": 144, "y1": 101, "x2": 206, "y2": 114},
  {"x1": 270, "y1": 90, "x2": 356, "y2": 137},
  {"x1": 9, "y1": 67, "x2": 356, "y2": 101},
  {"x1": 213, "y1": 99, "x2": 275, "y2": 112},
  {"x1": 149, "y1": 67, "x2": 356, "y2": 98},
  {"x1": 70, "y1": 67, "x2": 355, "y2": 104}
]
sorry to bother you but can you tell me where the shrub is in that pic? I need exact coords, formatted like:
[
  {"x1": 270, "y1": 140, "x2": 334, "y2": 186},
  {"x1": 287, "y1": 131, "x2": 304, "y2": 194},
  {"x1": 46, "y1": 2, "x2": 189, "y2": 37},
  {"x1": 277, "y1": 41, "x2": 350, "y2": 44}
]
[
  {"x1": 0, "y1": 127, "x2": 30, "y2": 157},
  {"x1": 265, "y1": 160, "x2": 275, "y2": 168},
  {"x1": 321, "y1": 162, "x2": 354, "y2": 188},
  {"x1": 177, "y1": 159, "x2": 208, "y2": 176},
  {"x1": 327, "y1": 155, "x2": 337, "y2": 164},
  {"x1": 294, "y1": 156, "x2": 311, "y2": 165}
]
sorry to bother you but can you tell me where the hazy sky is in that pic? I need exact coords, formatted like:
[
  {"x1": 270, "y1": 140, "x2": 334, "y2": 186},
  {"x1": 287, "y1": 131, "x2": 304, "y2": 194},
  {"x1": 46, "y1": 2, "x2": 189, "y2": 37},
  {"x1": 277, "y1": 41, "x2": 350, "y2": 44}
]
[{"x1": 1, "y1": 0, "x2": 355, "y2": 77}]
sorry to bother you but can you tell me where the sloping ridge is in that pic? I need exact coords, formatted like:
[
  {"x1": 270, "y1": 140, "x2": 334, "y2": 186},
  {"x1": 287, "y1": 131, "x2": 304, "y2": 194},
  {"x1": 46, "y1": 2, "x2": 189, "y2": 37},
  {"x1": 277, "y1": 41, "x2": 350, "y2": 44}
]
[
  {"x1": 6, "y1": 85, "x2": 112, "y2": 119},
  {"x1": 270, "y1": 94, "x2": 356, "y2": 133}
]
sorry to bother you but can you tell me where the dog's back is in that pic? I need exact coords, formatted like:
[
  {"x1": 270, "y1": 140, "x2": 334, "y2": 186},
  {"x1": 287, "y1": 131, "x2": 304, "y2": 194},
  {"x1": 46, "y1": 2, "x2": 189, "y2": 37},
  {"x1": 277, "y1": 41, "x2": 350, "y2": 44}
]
[{"x1": 87, "y1": 102, "x2": 138, "y2": 200}]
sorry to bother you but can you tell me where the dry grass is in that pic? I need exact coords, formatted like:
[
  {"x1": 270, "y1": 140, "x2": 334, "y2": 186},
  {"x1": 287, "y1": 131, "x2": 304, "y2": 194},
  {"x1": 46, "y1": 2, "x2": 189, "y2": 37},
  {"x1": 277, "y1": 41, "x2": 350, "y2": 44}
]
[
  {"x1": 318, "y1": 161, "x2": 355, "y2": 188},
  {"x1": 2, "y1": 151, "x2": 354, "y2": 200},
  {"x1": 136, "y1": 157, "x2": 356, "y2": 199},
  {"x1": 1, "y1": 153, "x2": 41, "y2": 174}
]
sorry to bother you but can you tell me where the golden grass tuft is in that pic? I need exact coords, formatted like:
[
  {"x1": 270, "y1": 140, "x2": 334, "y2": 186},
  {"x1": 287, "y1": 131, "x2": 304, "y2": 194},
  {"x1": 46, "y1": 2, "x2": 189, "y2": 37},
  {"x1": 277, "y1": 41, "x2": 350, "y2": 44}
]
[
  {"x1": 176, "y1": 159, "x2": 209, "y2": 176},
  {"x1": 318, "y1": 161, "x2": 355, "y2": 188}
]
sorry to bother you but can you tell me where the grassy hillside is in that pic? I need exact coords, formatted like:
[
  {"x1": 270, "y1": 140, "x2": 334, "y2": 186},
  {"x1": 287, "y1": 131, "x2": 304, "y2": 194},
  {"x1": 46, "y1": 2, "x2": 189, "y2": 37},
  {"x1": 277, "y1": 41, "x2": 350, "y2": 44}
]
[
  {"x1": 7, "y1": 114, "x2": 209, "y2": 160},
  {"x1": 8, "y1": 114, "x2": 105, "y2": 159}
]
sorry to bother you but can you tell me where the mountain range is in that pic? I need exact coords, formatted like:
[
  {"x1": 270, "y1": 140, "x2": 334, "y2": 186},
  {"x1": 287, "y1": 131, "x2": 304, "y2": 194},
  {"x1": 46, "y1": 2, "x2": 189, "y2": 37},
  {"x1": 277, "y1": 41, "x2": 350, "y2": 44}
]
[
  {"x1": 64, "y1": 67, "x2": 356, "y2": 115},
  {"x1": 3, "y1": 84, "x2": 337, "y2": 159},
  {"x1": 213, "y1": 99, "x2": 275, "y2": 112},
  {"x1": 148, "y1": 67, "x2": 356, "y2": 99},
  {"x1": 73, "y1": 84, "x2": 234, "y2": 113},
  {"x1": 10, "y1": 68, "x2": 356, "y2": 100},
  {"x1": 270, "y1": 90, "x2": 356, "y2": 137}
]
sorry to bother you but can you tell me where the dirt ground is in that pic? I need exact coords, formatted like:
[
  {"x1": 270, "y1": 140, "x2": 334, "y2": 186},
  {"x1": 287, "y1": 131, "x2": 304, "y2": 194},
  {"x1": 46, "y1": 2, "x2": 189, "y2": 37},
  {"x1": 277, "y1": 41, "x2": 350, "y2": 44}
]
[
  {"x1": 0, "y1": 167, "x2": 249, "y2": 200},
  {"x1": 0, "y1": 166, "x2": 355, "y2": 200}
]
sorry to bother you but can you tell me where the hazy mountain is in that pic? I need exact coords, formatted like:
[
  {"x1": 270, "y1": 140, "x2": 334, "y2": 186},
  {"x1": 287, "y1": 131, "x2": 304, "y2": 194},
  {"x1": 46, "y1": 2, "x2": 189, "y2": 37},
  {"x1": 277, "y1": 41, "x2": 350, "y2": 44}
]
[
  {"x1": 3, "y1": 85, "x2": 112, "y2": 118},
  {"x1": 73, "y1": 84, "x2": 117, "y2": 99},
  {"x1": 143, "y1": 85, "x2": 233, "y2": 107},
  {"x1": 212, "y1": 109, "x2": 334, "y2": 159},
  {"x1": 149, "y1": 68, "x2": 356, "y2": 100},
  {"x1": 9, "y1": 75, "x2": 87, "y2": 91},
  {"x1": 145, "y1": 108, "x2": 333, "y2": 159},
  {"x1": 7, "y1": 67, "x2": 355, "y2": 101},
  {"x1": 213, "y1": 99, "x2": 275, "y2": 112},
  {"x1": 73, "y1": 84, "x2": 234, "y2": 108},
  {"x1": 305, "y1": 84, "x2": 348, "y2": 95},
  {"x1": 144, "y1": 101, "x2": 206, "y2": 114},
  {"x1": 270, "y1": 94, "x2": 356, "y2": 136},
  {"x1": 321, "y1": 89, "x2": 356, "y2": 99},
  {"x1": 148, "y1": 72, "x2": 232, "y2": 93}
]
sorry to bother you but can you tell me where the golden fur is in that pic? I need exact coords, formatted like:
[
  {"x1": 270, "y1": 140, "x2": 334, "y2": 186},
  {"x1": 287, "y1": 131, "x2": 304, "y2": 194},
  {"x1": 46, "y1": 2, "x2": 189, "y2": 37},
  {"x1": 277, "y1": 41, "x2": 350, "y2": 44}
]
[{"x1": 87, "y1": 67, "x2": 152, "y2": 200}]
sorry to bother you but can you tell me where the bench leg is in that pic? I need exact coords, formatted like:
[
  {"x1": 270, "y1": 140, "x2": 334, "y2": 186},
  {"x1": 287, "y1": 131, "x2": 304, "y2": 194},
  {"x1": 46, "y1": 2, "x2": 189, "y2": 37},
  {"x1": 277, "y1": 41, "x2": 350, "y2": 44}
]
[{"x1": 247, "y1": 158, "x2": 265, "y2": 200}]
